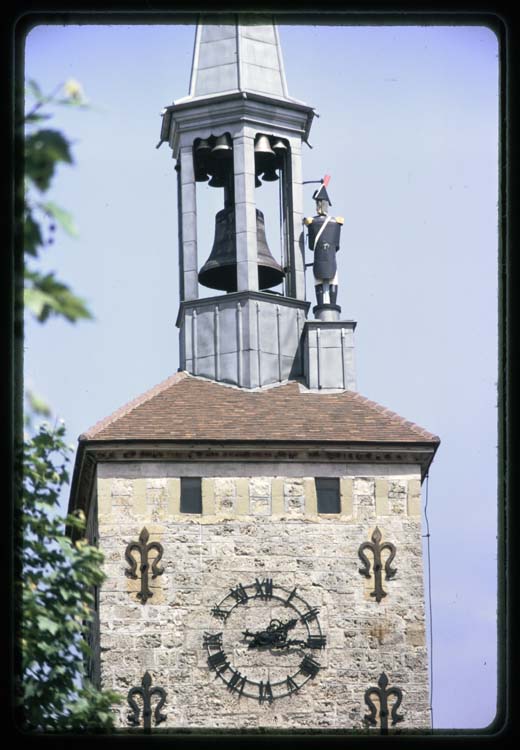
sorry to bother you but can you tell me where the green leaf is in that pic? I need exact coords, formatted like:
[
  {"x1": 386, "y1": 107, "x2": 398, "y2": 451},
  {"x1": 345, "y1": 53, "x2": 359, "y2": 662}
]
[
  {"x1": 24, "y1": 112, "x2": 52, "y2": 124},
  {"x1": 41, "y1": 200, "x2": 79, "y2": 237},
  {"x1": 24, "y1": 271, "x2": 93, "y2": 324},
  {"x1": 26, "y1": 79, "x2": 43, "y2": 100},
  {"x1": 26, "y1": 390, "x2": 51, "y2": 418},
  {"x1": 36, "y1": 615, "x2": 59, "y2": 635},
  {"x1": 23, "y1": 211, "x2": 44, "y2": 256},
  {"x1": 31, "y1": 128, "x2": 73, "y2": 164},
  {"x1": 25, "y1": 129, "x2": 74, "y2": 192},
  {"x1": 20, "y1": 421, "x2": 120, "y2": 731},
  {"x1": 24, "y1": 286, "x2": 56, "y2": 319}
]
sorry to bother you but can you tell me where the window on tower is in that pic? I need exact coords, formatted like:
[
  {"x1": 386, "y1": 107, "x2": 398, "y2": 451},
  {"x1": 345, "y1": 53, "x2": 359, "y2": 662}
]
[
  {"x1": 315, "y1": 477, "x2": 341, "y2": 514},
  {"x1": 180, "y1": 477, "x2": 202, "y2": 514}
]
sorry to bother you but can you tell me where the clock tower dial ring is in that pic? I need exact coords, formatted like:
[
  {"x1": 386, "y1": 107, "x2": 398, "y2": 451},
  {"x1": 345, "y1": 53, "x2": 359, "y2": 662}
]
[{"x1": 203, "y1": 579, "x2": 326, "y2": 703}]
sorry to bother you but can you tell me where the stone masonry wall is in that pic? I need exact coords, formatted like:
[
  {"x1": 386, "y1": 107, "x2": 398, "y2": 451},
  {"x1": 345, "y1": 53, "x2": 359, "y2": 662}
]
[
  {"x1": 94, "y1": 463, "x2": 430, "y2": 732},
  {"x1": 86, "y1": 487, "x2": 101, "y2": 687}
]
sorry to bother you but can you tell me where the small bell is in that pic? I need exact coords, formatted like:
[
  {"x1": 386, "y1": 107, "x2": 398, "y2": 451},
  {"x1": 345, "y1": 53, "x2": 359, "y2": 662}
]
[
  {"x1": 254, "y1": 134, "x2": 276, "y2": 174},
  {"x1": 271, "y1": 139, "x2": 288, "y2": 156},
  {"x1": 208, "y1": 173, "x2": 227, "y2": 188},
  {"x1": 194, "y1": 138, "x2": 211, "y2": 156},
  {"x1": 195, "y1": 167, "x2": 209, "y2": 182},
  {"x1": 194, "y1": 138, "x2": 212, "y2": 181},
  {"x1": 211, "y1": 134, "x2": 233, "y2": 160}
]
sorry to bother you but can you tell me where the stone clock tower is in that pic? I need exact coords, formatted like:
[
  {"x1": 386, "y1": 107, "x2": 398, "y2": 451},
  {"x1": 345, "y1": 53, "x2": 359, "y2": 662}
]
[{"x1": 69, "y1": 16, "x2": 439, "y2": 733}]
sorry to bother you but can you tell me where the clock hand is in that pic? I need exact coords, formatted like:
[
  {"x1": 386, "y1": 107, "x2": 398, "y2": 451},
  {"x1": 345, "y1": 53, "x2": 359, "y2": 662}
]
[{"x1": 243, "y1": 618, "x2": 304, "y2": 650}]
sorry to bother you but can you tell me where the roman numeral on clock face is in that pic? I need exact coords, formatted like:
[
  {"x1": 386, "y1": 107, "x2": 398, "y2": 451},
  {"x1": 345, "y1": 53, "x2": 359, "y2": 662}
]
[
  {"x1": 300, "y1": 654, "x2": 321, "y2": 678},
  {"x1": 286, "y1": 674, "x2": 299, "y2": 694},
  {"x1": 207, "y1": 650, "x2": 229, "y2": 673},
  {"x1": 254, "y1": 577, "x2": 273, "y2": 600},
  {"x1": 227, "y1": 670, "x2": 247, "y2": 696},
  {"x1": 203, "y1": 632, "x2": 223, "y2": 648},
  {"x1": 229, "y1": 583, "x2": 248, "y2": 604},
  {"x1": 307, "y1": 635, "x2": 326, "y2": 649},
  {"x1": 258, "y1": 680, "x2": 273, "y2": 703},
  {"x1": 211, "y1": 604, "x2": 231, "y2": 621},
  {"x1": 300, "y1": 607, "x2": 319, "y2": 623}
]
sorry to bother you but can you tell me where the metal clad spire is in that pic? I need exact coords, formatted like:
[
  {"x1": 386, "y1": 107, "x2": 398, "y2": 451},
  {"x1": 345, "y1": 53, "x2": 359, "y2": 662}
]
[{"x1": 183, "y1": 14, "x2": 291, "y2": 102}]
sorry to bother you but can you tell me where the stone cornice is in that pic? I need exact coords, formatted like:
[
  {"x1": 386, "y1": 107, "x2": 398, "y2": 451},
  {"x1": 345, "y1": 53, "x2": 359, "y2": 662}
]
[
  {"x1": 68, "y1": 438, "x2": 438, "y2": 521},
  {"x1": 165, "y1": 91, "x2": 315, "y2": 154}
]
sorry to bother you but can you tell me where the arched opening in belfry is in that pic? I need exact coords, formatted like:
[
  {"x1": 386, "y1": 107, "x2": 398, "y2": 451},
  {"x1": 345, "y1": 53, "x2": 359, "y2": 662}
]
[{"x1": 193, "y1": 131, "x2": 291, "y2": 298}]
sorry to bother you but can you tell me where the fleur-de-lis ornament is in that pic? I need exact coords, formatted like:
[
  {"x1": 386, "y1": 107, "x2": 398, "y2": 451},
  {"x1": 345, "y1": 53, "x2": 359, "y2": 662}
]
[
  {"x1": 358, "y1": 526, "x2": 397, "y2": 602},
  {"x1": 125, "y1": 527, "x2": 164, "y2": 604},
  {"x1": 127, "y1": 671, "x2": 166, "y2": 730},
  {"x1": 364, "y1": 672, "x2": 404, "y2": 734}
]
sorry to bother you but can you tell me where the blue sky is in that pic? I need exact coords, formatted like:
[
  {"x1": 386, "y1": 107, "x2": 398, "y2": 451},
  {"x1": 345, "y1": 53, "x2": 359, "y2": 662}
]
[{"x1": 24, "y1": 21, "x2": 499, "y2": 730}]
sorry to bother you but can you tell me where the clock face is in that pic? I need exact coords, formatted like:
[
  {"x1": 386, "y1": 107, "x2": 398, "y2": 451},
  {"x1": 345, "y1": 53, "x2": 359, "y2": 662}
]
[{"x1": 203, "y1": 578, "x2": 326, "y2": 703}]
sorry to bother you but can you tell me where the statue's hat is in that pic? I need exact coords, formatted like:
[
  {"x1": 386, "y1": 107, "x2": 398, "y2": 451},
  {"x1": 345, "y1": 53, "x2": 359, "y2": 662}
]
[{"x1": 312, "y1": 175, "x2": 332, "y2": 205}]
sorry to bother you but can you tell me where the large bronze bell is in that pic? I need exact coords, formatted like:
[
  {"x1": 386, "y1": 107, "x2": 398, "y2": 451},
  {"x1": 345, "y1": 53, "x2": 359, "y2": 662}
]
[{"x1": 198, "y1": 206, "x2": 285, "y2": 292}]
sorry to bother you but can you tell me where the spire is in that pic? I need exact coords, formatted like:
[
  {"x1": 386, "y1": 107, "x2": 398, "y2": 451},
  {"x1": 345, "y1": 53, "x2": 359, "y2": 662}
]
[{"x1": 176, "y1": 14, "x2": 295, "y2": 104}]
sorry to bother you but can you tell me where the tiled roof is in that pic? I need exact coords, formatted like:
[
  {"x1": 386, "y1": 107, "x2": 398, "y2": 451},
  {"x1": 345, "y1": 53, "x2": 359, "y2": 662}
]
[{"x1": 81, "y1": 372, "x2": 439, "y2": 445}]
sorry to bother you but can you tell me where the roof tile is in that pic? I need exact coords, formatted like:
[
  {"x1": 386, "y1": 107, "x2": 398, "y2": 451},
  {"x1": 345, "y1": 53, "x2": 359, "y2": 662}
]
[{"x1": 80, "y1": 372, "x2": 439, "y2": 445}]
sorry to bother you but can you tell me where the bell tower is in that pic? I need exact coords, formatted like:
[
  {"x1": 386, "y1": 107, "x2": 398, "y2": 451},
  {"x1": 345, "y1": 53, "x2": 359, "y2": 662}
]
[
  {"x1": 158, "y1": 18, "x2": 355, "y2": 390},
  {"x1": 69, "y1": 16, "x2": 439, "y2": 735},
  {"x1": 161, "y1": 19, "x2": 310, "y2": 300}
]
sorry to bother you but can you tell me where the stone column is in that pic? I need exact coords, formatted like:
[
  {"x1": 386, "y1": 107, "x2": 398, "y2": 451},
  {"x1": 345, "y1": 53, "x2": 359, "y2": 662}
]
[
  {"x1": 179, "y1": 145, "x2": 198, "y2": 300},
  {"x1": 233, "y1": 132, "x2": 258, "y2": 292},
  {"x1": 288, "y1": 137, "x2": 306, "y2": 301}
]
